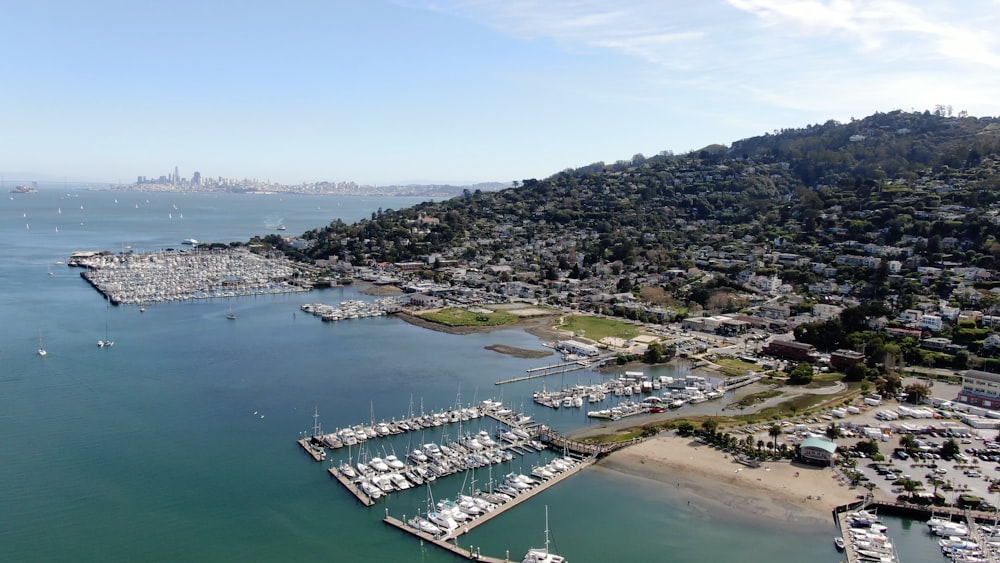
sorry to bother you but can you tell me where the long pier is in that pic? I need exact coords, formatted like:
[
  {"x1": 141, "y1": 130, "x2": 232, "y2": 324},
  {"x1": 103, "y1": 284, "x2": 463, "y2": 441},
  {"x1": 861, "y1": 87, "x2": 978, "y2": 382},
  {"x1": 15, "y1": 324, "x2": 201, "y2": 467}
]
[
  {"x1": 494, "y1": 362, "x2": 588, "y2": 385},
  {"x1": 383, "y1": 457, "x2": 595, "y2": 561}
]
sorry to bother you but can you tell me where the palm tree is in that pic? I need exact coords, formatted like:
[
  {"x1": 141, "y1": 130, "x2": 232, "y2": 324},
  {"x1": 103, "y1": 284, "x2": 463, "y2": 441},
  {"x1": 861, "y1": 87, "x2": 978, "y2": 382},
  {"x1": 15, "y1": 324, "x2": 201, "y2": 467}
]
[{"x1": 768, "y1": 424, "x2": 782, "y2": 453}]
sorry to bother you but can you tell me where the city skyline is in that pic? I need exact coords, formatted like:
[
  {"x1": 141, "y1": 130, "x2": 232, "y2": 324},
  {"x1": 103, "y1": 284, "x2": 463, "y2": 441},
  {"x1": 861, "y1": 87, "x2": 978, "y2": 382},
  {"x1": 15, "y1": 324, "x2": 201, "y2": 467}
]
[{"x1": 2, "y1": 1, "x2": 999, "y2": 185}]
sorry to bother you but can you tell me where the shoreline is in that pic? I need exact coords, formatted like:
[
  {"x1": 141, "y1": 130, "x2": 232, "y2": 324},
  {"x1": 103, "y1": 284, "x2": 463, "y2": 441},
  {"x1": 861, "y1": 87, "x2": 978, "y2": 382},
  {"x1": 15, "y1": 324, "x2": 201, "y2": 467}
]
[
  {"x1": 599, "y1": 434, "x2": 858, "y2": 528},
  {"x1": 388, "y1": 302, "x2": 861, "y2": 528}
]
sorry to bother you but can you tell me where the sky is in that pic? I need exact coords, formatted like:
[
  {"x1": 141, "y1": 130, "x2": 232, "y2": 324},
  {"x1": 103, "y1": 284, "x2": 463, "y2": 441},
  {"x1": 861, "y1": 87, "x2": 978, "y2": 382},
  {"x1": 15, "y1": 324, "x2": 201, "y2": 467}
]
[{"x1": 2, "y1": 0, "x2": 999, "y2": 185}]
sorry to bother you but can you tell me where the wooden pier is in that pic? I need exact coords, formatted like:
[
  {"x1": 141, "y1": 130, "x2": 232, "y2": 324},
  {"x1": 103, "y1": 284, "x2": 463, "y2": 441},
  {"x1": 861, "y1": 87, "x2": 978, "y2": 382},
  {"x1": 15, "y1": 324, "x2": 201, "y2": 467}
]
[
  {"x1": 494, "y1": 362, "x2": 588, "y2": 385},
  {"x1": 383, "y1": 457, "x2": 595, "y2": 561},
  {"x1": 327, "y1": 466, "x2": 375, "y2": 507},
  {"x1": 384, "y1": 515, "x2": 508, "y2": 562},
  {"x1": 537, "y1": 427, "x2": 645, "y2": 457},
  {"x1": 297, "y1": 438, "x2": 326, "y2": 462}
]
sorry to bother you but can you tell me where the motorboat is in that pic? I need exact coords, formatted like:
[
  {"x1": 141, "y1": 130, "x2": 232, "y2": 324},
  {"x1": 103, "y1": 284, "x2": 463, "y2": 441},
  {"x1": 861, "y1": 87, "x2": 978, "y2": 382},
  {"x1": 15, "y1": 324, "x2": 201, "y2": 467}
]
[
  {"x1": 408, "y1": 517, "x2": 442, "y2": 536},
  {"x1": 339, "y1": 463, "x2": 357, "y2": 480},
  {"x1": 385, "y1": 455, "x2": 405, "y2": 470}
]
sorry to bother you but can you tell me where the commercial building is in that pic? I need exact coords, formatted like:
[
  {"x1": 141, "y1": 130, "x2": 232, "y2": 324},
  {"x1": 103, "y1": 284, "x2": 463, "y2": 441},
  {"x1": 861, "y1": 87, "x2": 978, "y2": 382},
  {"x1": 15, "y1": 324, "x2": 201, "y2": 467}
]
[
  {"x1": 761, "y1": 340, "x2": 820, "y2": 362},
  {"x1": 957, "y1": 370, "x2": 1000, "y2": 409},
  {"x1": 798, "y1": 437, "x2": 837, "y2": 466},
  {"x1": 830, "y1": 349, "x2": 865, "y2": 371}
]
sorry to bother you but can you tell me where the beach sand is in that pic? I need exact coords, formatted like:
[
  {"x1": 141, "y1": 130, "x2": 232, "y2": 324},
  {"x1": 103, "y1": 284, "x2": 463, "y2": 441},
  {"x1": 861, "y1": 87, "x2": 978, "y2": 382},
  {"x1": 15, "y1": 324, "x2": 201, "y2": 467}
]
[{"x1": 598, "y1": 434, "x2": 860, "y2": 528}]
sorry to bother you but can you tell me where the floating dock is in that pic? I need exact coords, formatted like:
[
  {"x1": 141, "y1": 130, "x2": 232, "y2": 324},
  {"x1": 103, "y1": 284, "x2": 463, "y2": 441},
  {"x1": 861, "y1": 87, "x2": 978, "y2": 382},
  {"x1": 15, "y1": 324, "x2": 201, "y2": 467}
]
[
  {"x1": 384, "y1": 456, "x2": 595, "y2": 561},
  {"x1": 327, "y1": 465, "x2": 374, "y2": 507},
  {"x1": 297, "y1": 438, "x2": 326, "y2": 462}
]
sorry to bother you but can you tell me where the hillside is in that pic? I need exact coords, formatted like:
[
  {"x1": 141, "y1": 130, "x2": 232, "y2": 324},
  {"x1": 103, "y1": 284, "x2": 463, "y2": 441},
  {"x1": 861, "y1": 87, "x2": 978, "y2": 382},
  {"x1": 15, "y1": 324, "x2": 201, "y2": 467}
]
[{"x1": 285, "y1": 110, "x2": 1000, "y2": 276}]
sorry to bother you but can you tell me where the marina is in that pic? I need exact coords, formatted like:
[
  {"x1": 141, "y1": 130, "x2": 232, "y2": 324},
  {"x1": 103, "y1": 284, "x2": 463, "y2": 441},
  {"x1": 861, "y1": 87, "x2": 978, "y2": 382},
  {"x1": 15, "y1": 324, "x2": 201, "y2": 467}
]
[
  {"x1": 299, "y1": 298, "x2": 402, "y2": 322},
  {"x1": 69, "y1": 247, "x2": 311, "y2": 305},
  {"x1": 383, "y1": 456, "x2": 593, "y2": 561},
  {"x1": 2, "y1": 187, "x2": 860, "y2": 562},
  {"x1": 302, "y1": 398, "x2": 602, "y2": 560}
]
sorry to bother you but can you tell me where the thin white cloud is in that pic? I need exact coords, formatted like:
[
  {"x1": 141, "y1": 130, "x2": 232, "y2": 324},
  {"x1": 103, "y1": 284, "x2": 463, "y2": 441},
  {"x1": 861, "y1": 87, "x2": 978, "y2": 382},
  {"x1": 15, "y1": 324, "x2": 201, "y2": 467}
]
[{"x1": 727, "y1": 0, "x2": 1000, "y2": 68}]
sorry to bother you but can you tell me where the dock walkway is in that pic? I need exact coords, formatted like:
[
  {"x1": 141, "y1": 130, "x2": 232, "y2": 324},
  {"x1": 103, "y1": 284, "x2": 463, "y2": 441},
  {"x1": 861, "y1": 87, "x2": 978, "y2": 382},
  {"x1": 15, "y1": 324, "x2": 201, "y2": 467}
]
[{"x1": 384, "y1": 457, "x2": 595, "y2": 561}]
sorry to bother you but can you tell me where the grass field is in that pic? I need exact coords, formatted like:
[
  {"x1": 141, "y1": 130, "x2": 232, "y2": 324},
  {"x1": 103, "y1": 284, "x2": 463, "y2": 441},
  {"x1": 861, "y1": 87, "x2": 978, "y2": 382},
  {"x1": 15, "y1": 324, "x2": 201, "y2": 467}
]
[
  {"x1": 417, "y1": 307, "x2": 519, "y2": 327},
  {"x1": 555, "y1": 315, "x2": 640, "y2": 341},
  {"x1": 713, "y1": 358, "x2": 762, "y2": 377}
]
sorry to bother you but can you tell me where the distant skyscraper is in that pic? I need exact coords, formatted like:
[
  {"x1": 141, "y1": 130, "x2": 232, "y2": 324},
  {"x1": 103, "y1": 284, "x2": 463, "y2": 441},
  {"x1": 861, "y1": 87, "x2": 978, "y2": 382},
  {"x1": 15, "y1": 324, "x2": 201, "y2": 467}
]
[
  {"x1": 174, "y1": 166, "x2": 179, "y2": 185},
  {"x1": 192, "y1": 171, "x2": 201, "y2": 186}
]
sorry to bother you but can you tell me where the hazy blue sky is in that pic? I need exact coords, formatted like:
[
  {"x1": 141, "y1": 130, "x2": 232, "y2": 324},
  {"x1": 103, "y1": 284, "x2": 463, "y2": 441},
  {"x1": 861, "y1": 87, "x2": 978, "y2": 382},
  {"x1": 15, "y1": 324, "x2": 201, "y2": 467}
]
[{"x1": 3, "y1": 0, "x2": 998, "y2": 185}]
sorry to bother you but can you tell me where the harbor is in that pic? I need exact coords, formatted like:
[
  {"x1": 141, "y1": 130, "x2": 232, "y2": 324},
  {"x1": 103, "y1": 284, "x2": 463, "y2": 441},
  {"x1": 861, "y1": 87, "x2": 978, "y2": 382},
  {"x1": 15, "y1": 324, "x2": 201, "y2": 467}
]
[
  {"x1": 836, "y1": 500, "x2": 1000, "y2": 563},
  {"x1": 69, "y1": 247, "x2": 311, "y2": 305},
  {"x1": 300, "y1": 398, "x2": 601, "y2": 560},
  {"x1": 299, "y1": 298, "x2": 402, "y2": 322}
]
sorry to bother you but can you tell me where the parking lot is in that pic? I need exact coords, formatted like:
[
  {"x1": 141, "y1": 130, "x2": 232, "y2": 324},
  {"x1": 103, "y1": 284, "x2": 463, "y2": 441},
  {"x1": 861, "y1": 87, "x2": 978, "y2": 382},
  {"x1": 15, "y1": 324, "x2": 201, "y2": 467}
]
[{"x1": 840, "y1": 425, "x2": 1000, "y2": 510}]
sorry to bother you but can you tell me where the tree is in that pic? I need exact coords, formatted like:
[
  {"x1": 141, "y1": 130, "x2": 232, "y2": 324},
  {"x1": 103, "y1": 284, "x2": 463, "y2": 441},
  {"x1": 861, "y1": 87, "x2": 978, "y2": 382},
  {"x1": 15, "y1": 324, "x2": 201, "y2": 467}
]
[
  {"x1": 940, "y1": 438, "x2": 960, "y2": 460},
  {"x1": 787, "y1": 362, "x2": 814, "y2": 385},
  {"x1": 876, "y1": 373, "x2": 902, "y2": 397},
  {"x1": 855, "y1": 439, "x2": 880, "y2": 455},
  {"x1": 825, "y1": 423, "x2": 842, "y2": 440},
  {"x1": 903, "y1": 383, "x2": 931, "y2": 404},
  {"x1": 844, "y1": 363, "x2": 868, "y2": 382},
  {"x1": 644, "y1": 342, "x2": 664, "y2": 364},
  {"x1": 899, "y1": 434, "x2": 917, "y2": 452},
  {"x1": 702, "y1": 418, "x2": 719, "y2": 437},
  {"x1": 676, "y1": 421, "x2": 695, "y2": 437},
  {"x1": 768, "y1": 424, "x2": 782, "y2": 452}
]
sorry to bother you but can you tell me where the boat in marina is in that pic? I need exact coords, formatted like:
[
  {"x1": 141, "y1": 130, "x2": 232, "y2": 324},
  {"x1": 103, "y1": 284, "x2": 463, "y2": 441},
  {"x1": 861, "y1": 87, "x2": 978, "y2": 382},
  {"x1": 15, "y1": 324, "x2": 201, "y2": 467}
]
[
  {"x1": 407, "y1": 516, "x2": 441, "y2": 536},
  {"x1": 522, "y1": 506, "x2": 566, "y2": 563},
  {"x1": 834, "y1": 536, "x2": 845, "y2": 551}
]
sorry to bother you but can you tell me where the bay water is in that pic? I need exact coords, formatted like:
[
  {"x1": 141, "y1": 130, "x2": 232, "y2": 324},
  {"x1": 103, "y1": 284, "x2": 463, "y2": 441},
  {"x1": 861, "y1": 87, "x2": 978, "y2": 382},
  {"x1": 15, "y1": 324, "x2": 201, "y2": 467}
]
[{"x1": 0, "y1": 185, "x2": 942, "y2": 561}]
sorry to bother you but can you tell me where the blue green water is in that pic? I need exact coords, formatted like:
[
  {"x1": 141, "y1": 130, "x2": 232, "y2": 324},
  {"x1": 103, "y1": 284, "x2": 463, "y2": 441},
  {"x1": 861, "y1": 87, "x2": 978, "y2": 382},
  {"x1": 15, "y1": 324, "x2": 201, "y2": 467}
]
[{"x1": 0, "y1": 185, "x2": 944, "y2": 561}]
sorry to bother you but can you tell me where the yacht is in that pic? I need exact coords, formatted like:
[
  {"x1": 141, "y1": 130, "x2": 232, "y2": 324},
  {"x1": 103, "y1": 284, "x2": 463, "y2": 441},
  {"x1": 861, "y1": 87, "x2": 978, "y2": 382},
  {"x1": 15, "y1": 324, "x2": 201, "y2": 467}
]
[
  {"x1": 427, "y1": 510, "x2": 458, "y2": 535},
  {"x1": 408, "y1": 517, "x2": 442, "y2": 536},
  {"x1": 385, "y1": 454, "x2": 405, "y2": 470},
  {"x1": 182, "y1": 238, "x2": 198, "y2": 245},
  {"x1": 369, "y1": 457, "x2": 390, "y2": 473},
  {"x1": 359, "y1": 479, "x2": 382, "y2": 500},
  {"x1": 338, "y1": 462, "x2": 357, "y2": 480}
]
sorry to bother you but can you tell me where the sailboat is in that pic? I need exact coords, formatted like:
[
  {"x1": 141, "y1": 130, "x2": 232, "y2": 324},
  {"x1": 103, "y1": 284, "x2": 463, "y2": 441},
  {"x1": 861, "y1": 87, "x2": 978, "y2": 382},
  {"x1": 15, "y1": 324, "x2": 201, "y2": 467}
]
[
  {"x1": 522, "y1": 506, "x2": 566, "y2": 563},
  {"x1": 226, "y1": 299, "x2": 237, "y2": 320},
  {"x1": 37, "y1": 332, "x2": 47, "y2": 356},
  {"x1": 98, "y1": 322, "x2": 114, "y2": 348}
]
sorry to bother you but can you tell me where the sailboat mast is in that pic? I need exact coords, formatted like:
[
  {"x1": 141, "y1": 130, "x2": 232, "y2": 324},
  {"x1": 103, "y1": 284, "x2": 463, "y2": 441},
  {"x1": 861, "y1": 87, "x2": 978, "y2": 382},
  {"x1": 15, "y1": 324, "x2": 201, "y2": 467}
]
[
  {"x1": 544, "y1": 505, "x2": 551, "y2": 555},
  {"x1": 312, "y1": 407, "x2": 321, "y2": 437}
]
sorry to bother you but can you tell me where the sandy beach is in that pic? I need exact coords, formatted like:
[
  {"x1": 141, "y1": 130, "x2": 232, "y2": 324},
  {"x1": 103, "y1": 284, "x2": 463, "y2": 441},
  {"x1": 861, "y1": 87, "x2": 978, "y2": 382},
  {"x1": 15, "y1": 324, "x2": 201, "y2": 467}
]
[{"x1": 598, "y1": 434, "x2": 860, "y2": 528}]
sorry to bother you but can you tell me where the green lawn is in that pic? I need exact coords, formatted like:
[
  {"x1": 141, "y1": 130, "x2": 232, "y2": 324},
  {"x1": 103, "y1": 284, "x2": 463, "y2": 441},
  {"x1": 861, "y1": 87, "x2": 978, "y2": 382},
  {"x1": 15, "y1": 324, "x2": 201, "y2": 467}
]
[
  {"x1": 555, "y1": 315, "x2": 640, "y2": 341},
  {"x1": 418, "y1": 307, "x2": 519, "y2": 327},
  {"x1": 714, "y1": 358, "x2": 762, "y2": 377}
]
